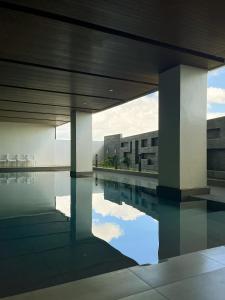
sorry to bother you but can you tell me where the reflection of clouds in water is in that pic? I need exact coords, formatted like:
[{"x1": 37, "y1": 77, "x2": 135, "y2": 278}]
[
  {"x1": 56, "y1": 195, "x2": 70, "y2": 217},
  {"x1": 92, "y1": 222, "x2": 123, "y2": 242},
  {"x1": 56, "y1": 195, "x2": 124, "y2": 242},
  {"x1": 92, "y1": 193, "x2": 145, "y2": 221}
]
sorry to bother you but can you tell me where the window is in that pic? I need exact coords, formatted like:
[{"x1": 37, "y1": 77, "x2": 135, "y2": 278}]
[
  {"x1": 151, "y1": 137, "x2": 158, "y2": 147},
  {"x1": 141, "y1": 153, "x2": 148, "y2": 159},
  {"x1": 141, "y1": 139, "x2": 147, "y2": 147},
  {"x1": 135, "y1": 140, "x2": 139, "y2": 164},
  {"x1": 121, "y1": 142, "x2": 128, "y2": 147},
  {"x1": 207, "y1": 128, "x2": 221, "y2": 139},
  {"x1": 148, "y1": 159, "x2": 152, "y2": 165},
  {"x1": 130, "y1": 141, "x2": 132, "y2": 153}
]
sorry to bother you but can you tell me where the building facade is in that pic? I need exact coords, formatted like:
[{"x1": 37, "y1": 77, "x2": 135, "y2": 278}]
[{"x1": 104, "y1": 116, "x2": 225, "y2": 173}]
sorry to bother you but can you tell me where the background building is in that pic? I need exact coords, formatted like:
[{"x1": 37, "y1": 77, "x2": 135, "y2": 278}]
[{"x1": 104, "y1": 116, "x2": 225, "y2": 176}]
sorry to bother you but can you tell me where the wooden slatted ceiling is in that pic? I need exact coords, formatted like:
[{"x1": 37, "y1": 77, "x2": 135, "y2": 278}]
[{"x1": 0, "y1": 0, "x2": 224, "y2": 125}]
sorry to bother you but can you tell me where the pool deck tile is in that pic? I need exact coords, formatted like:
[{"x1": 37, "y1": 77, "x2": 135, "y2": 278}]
[
  {"x1": 2, "y1": 246, "x2": 225, "y2": 300},
  {"x1": 199, "y1": 246, "x2": 225, "y2": 265},
  {"x1": 129, "y1": 251, "x2": 223, "y2": 288},
  {"x1": 118, "y1": 289, "x2": 167, "y2": 300},
  {"x1": 157, "y1": 267, "x2": 225, "y2": 300},
  {"x1": 2, "y1": 269, "x2": 150, "y2": 300}
]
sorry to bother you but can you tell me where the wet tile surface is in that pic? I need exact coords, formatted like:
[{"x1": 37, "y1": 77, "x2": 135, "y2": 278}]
[
  {"x1": 130, "y1": 252, "x2": 223, "y2": 287},
  {"x1": 119, "y1": 289, "x2": 167, "y2": 300},
  {"x1": 3, "y1": 269, "x2": 150, "y2": 300},
  {"x1": 2, "y1": 248, "x2": 225, "y2": 300},
  {"x1": 200, "y1": 246, "x2": 225, "y2": 265},
  {"x1": 158, "y1": 267, "x2": 225, "y2": 300}
]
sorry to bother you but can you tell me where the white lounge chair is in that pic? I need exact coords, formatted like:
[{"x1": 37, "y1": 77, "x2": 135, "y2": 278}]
[
  {"x1": 26, "y1": 154, "x2": 35, "y2": 167},
  {"x1": 7, "y1": 154, "x2": 17, "y2": 167},
  {"x1": 0, "y1": 174, "x2": 7, "y2": 184},
  {"x1": 7, "y1": 174, "x2": 17, "y2": 184},
  {"x1": 0, "y1": 154, "x2": 7, "y2": 167},
  {"x1": 17, "y1": 154, "x2": 27, "y2": 167}
]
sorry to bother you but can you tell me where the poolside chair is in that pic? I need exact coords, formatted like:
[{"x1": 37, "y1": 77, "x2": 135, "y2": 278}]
[
  {"x1": 26, "y1": 154, "x2": 35, "y2": 167},
  {"x1": 17, "y1": 154, "x2": 27, "y2": 167},
  {"x1": 7, "y1": 173, "x2": 17, "y2": 184},
  {"x1": 0, "y1": 173, "x2": 7, "y2": 184},
  {"x1": 17, "y1": 173, "x2": 27, "y2": 183},
  {"x1": 0, "y1": 154, "x2": 7, "y2": 167},
  {"x1": 7, "y1": 154, "x2": 17, "y2": 167}
]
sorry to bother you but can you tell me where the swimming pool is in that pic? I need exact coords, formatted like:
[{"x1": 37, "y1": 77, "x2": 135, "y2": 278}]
[{"x1": 0, "y1": 171, "x2": 224, "y2": 297}]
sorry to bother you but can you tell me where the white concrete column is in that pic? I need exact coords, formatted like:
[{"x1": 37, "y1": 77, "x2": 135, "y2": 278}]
[
  {"x1": 158, "y1": 200, "x2": 207, "y2": 259},
  {"x1": 157, "y1": 65, "x2": 209, "y2": 200},
  {"x1": 70, "y1": 177, "x2": 93, "y2": 241},
  {"x1": 70, "y1": 111, "x2": 92, "y2": 177}
]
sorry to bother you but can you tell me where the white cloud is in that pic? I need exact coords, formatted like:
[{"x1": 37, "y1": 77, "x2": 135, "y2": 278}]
[
  {"x1": 92, "y1": 222, "x2": 123, "y2": 242},
  {"x1": 56, "y1": 86, "x2": 225, "y2": 141},
  {"x1": 207, "y1": 87, "x2": 225, "y2": 104},
  {"x1": 92, "y1": 92, "x2": 158, "y2": 141},
  {"x1": 208, "y1": 66, "x2": 225, "y2": 77},
  {"x1": 56, "y1": 195, "x2": 71, "y2": 217},
  {"x1": 93, "y1": 87, "x2": 225, "y2": 140},
  {"x1": 207, "y1": 112, "x2": 225, "y2": 119},
  {"x1": 92, "y1": 193, "x2": 144, "y2": 221}
]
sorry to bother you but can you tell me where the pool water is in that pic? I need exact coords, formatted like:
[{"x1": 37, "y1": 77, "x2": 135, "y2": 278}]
[{"x1": 0, "y1": 171, "x2": 224, "y2": 297}]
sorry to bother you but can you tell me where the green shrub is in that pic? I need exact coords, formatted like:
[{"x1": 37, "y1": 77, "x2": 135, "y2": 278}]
[{"x1": 123, "y1": 156, "x2": 131, "y2": 169}]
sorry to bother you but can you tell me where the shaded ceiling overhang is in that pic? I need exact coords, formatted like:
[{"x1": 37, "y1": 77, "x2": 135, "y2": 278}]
[{"x1": 0, "y1": 0, "x2": 224, "y2": 125}]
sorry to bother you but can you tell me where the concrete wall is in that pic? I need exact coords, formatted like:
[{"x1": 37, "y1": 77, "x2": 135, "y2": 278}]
[
  {"x1": 121, "y1": 131, "x2": 158, "y2": 171},
  {"x1": 104, "y1": 131, "x2": 158, "y2": 171},
  {"x1": 0, "y1": 121, "x2": 104, "y2": 168},
  {"x1": 104, "y1": 134, "x2": 121, "y2": 159},
  {"x1": 93, "y1": 141, "x2": 104, "y2": 164},
  {"x1": 207, "y1": 117, "x2": 225, "y2": 172},
  {"x1": 55, "y1": 140, "x2": 104, "y2": 167},
  {"x1": 55, "y1": 140, "x2": 70, "y2": 166},
  {"x1": 0, "y1": 122, "x2": 56, "y2": 166}
]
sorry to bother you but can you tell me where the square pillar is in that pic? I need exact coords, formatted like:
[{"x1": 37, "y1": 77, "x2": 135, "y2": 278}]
[
  {"x1": 70, "y1": 111, "x2": 93, "y2": 177},
  {"x1": 157, "y1": 65, "x2": 209, "y2": 200},
  {"x1": 70, "y1": 177, "x2": 93, "y2": 241},
  {"x1": 158, "y1": 200, "x2": 207, "y2": 259}
]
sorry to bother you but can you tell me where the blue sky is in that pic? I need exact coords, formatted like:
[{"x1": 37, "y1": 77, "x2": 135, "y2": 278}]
[
  {"x1": 208, "y1": 67, "x2": 225, "y2": 88},
  {"x1": 56, "y1": 192, "x2": 159, "y2": 264},
  {"x1": 57, "y1": 66, "x2": 225, "y2": 141},
  {"x1": 92, "y1": 192, "x2": 159, "y2": 265},
  {"x1": 208, "y1": 67, "x2": 225, "y2": 114}
]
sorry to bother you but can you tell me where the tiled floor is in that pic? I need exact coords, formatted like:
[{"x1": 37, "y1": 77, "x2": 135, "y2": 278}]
[
  {"x1": 158, "y1": 267, "x2": 225, "y2": 300},
  {"x1": 129, "y1": 252, "x2": 222, "y2": 287},
  {"x1": 3, "y1": 246, "x2": 225, "y2": 300}
]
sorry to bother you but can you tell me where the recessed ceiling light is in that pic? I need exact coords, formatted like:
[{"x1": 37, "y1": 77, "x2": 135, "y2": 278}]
[
  {"x1": 108, "y1": 89, "x2": 113, "y2": 92},
  {"x1": 83, "y1": 102, "x2": 87, "y2": 105}
]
